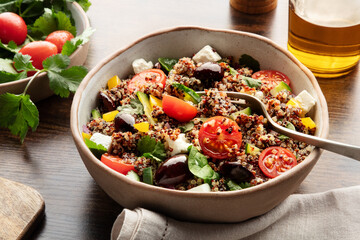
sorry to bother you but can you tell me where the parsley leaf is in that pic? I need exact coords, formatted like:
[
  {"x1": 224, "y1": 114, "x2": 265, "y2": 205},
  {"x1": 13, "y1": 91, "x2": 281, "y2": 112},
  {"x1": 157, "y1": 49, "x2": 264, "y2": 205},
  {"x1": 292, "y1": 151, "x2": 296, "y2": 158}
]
[
  {"x1": 61, "y1": 27, "x2": 95, "y2": 56},
  {"x1": 0, "y1": 93, "x2": 39, "y2": 143},
  {"x1": 0, "y1": 71, "x2": 27, "y2": 83},
  {"x1": 0, "y1": 58, "x2": 18, "y2": 74},
  {"x1": 137, "y1": 135, "x2": 166, "y2": 161},
  {"x1": 75, "y1": 0, "x2": 91, "y2": 12},
  {"x1": 84, "y1": 138, "x2": 107, "y2": 159},
  {"x1": 42, "y1": 54, "x2": 88, "y2": 97},
  {"x1": 13, "y1": 53, "x2": 36, "y2": 72},
  {"x1": 0, "y1": 40, "x2": 19, "y2": 54}
]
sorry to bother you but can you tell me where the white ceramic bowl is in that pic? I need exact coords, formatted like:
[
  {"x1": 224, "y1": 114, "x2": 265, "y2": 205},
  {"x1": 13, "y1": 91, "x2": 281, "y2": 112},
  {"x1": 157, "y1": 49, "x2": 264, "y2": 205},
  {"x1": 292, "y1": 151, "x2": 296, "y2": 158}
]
[
  {"x1": 0, "y1": 2, "x2": 90, "y2": 102},
  {"x1": 71, "y1": 26, "x2": 329, "y2": 223}
]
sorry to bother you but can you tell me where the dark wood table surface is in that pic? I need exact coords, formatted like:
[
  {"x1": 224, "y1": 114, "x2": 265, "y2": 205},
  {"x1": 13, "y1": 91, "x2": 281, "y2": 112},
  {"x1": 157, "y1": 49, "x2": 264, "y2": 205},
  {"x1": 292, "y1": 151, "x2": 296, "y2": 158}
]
[{"x1": 1, "y1": 0, "x2": 359, "y2": 239}]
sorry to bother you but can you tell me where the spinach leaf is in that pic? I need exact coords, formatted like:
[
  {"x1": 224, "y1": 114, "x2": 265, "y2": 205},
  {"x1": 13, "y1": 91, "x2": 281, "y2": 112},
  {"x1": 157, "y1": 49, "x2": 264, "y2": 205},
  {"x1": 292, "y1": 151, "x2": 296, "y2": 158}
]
[
  {"x1": 243, "y1": 76, "x2": 262, "y2": 88},
  {"x1": 187, "y1": 145, "x2": 219, "y2": 180},
  {"x1": 179, "y1": 121, "x2": 194, "y2": 133},
  {"x1": 137, "y1": 135, "x2": 166, "y2": 161},
  {"x1": 158, "y1": 57, "x2": 178, "y2": 72},
  {"x1": 227, "y1": 180, "x2": 251, "y2": 191},
  {"x1": 84, "y1": 138, "x2": 107, "y2": 159},
  {"x1": 239, "y1": 54, "x2": 260, "y2": 72}
]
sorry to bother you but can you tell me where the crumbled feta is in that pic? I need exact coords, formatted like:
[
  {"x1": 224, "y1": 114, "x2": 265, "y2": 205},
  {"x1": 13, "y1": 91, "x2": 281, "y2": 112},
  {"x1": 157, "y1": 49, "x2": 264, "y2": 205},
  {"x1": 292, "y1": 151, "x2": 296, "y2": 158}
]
[
  {"x1": 166, "y1": 133, "x2": 191, "y2": 156},
  {"x1": 192, "y1": 45, "x2": 222, "y2": 64},
  {"x1": 254, "y1": 91, "x2": 264, "y2": 100},
  {"x1": 90, "y1": 132, "x2": 112, "y2": 150},
  {"x1": 294, "y1": 90, "x2": 316, "y2": 114},
  {"x1": 132, "y1": 58, "x2": 154, "y2": 74}
]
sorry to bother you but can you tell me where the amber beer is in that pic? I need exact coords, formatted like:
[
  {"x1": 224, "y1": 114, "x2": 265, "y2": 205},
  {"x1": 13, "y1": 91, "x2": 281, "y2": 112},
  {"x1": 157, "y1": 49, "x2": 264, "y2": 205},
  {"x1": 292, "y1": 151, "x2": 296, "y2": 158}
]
[{"x1": 288, "y1": 0, "x2": 360, "y2": 78}]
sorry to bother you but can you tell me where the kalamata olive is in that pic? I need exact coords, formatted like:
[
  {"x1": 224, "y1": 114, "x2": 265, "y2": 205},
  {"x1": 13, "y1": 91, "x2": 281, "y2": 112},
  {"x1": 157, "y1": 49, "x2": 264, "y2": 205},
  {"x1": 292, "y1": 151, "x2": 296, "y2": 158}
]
[
  {"x1": 114, "y1": 113, "x2": 135, "y2": 132},
  {"x1": 155, "y1": 154, "x2": 192, "y2": 188},
  {"x1": 100, "y1": 91, "x2": 115, "y2": 112},
  {"x1": 193, "y1": 62, "x2": 224, "y2": 88},
  {"x1": 220, "y1": 161, "x2": 254, "y2": 183}
]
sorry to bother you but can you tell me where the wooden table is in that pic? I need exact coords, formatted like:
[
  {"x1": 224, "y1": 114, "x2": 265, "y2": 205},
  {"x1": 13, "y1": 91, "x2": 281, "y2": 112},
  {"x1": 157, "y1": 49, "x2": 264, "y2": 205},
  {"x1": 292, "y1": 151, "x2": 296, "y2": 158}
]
[{"x1": 1, "y1": 0, "x2": 359, "y2": 239}]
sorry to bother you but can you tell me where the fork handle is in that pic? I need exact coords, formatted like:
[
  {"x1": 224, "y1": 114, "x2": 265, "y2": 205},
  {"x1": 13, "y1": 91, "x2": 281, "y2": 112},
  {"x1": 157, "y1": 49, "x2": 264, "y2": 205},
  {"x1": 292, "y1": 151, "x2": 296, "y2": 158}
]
[{"x1": 278, "y1": 128, "x2": 360, "y2": 161}]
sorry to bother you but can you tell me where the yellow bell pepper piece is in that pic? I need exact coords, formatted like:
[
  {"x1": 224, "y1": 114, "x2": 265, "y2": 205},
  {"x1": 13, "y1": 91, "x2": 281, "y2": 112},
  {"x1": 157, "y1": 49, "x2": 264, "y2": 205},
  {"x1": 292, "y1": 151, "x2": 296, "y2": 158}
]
[
  {"x1": 301, "y1": 117, "x2": 316, "y2": 129},
  {"x1": 103, "y1": 110, "x2": 119, "y2": 122},
  {"x1": 134, "y1": 122, "x2": 149, "y2": 132},
  {"x1": 149, "y1": 95, "x2": 162, "y2": 109},
  {"x1": 286, "y1": 98, "x2": 304, "y2": 116},
  {"x1": 82, "y1": 132, "x2": 91, "y2": 140},
  {"x1": 107, "y1": 75, "x2": 121, "y2": 90}
]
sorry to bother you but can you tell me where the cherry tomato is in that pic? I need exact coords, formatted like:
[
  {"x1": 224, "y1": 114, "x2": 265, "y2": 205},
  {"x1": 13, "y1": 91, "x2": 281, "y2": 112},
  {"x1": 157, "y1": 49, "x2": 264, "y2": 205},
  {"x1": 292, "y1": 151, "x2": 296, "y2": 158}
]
[
  {"x1": 198, "y1": 116, "x2": 242, "y2": 159},
  {"x1": 101, "y1": 153, "x2": 136, "y2": 175},
  {"x1": 0, "y1": 12, "x2": 27, "y2": 45},
  {"x1": 258, "y1": 146, "x2": 297, "y2": 178},
  {"x1": 252, "y1": 70, "x2": 291, "y2": 89},
  {"x1": 128, "y1": 69, "x2": 166, "y2": 93},
  {"x1": 19, "y1": 41, "x2": 58, "y2": 70},
  {"x1": 45, "y1": 30, "x2": 74, "y2": 53},
  {"x1": 162, "y1": 95, "x2": 197, "y2": 122}
]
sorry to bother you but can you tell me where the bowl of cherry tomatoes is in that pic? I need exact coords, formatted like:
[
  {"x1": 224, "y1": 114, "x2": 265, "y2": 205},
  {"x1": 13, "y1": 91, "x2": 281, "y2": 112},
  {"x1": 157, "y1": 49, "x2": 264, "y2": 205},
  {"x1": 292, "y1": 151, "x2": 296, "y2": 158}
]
[
  {"x1": 71, "y1": 26, "x2": 329, "y2": 222},
  {"x1": 0, "y1": 2, "x2": 90, "y2": 102}
]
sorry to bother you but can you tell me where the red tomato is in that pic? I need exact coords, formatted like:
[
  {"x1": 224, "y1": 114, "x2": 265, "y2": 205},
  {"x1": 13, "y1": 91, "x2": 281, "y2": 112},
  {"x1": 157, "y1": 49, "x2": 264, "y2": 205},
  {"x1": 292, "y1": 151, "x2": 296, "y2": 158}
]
[
  {"x1": 252, "y1": 70, "x2": 291, "y2": 89},
  {"x1": 0, "y1": 12, "x2": 27, "y2": 45},
  {"x1": 19, "y1": 41, "x2": 58, "y2": 70},
  {"x1": 198, "y1": 116, "x2": 242, "y2": 159},
  {"x1": 128, "y1": 69, "x2": 166, "y2": 93},
  {"x1": 45, "y1": 30, "x2": 74, "y2": 53},
  {"x1": 162, "y1": 95, "x2": 197, "y2": 122},
  {"x1": 101, "y1": 153, "x2": 136, "y2": 175},
  {"x1": 258, "y1": 146, "x2": 297, "y2": 178}
]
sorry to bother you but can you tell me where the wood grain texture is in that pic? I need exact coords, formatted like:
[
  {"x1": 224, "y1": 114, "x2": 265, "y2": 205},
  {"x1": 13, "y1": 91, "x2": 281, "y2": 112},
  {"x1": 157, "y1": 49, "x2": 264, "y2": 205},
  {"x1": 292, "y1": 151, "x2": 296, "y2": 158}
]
[
  {"x1": 0, "y1": 177, "x2": 45, "y2": 240},
  {"x1": 0, "y1": 0, "x2": 359, "y2": 239}
]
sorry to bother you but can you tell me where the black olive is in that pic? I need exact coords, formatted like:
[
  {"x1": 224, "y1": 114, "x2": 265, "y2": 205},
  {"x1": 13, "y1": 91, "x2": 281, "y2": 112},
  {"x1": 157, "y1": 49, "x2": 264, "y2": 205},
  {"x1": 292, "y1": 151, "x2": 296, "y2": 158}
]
[
  {"x1": 220, "y1": 161, "x2": 254, "y2": 183},
  {"x1": 155, "y1": 154, "x2": 192, "y2": 188},
  {"x1": 99, "y1": 92, "x2": 115, "y2": 112},
  {"x1": 114, "y1": 113, "x2": 135, "y2": 132},
  {"x1": 193, "y1": 62, "x2": 224, "y2": 88}
]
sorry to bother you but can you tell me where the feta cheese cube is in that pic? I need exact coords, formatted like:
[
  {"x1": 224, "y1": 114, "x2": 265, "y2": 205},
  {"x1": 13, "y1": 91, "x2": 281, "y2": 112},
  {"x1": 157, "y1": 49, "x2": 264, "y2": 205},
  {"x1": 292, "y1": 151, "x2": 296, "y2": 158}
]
[
  {"x1": 254, "y1": 91, "x2": 264, "y2": 100},
  {"x1": 90, "y1": 132, "x2": 112, "y2": 150},
  {"x1": 132, "y1": 58, "x2": 154, "y2": 74},
  {"x1": 294, "y1": 90, "x2": 316, "y2": 114},
  {"x1": 192, "y1": 45, "x2": 222, "y2": 64},
  {"x1": 166, "y1": 133, "x2": 191, "y2": 156}
]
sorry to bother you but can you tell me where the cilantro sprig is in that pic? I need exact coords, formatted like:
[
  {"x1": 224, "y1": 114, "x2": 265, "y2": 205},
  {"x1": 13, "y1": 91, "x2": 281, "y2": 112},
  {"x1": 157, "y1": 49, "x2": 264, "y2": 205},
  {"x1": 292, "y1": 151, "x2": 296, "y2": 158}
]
[{"x1": 0, "y1": 53, "x2": 88, "y2": 143}]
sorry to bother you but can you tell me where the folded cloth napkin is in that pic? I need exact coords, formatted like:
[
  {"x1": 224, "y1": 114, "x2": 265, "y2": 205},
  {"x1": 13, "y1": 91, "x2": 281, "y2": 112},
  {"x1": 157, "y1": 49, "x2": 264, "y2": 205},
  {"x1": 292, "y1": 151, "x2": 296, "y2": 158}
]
[{"x1": 111, "y1": 186, "x2": 360, "y2": 240}]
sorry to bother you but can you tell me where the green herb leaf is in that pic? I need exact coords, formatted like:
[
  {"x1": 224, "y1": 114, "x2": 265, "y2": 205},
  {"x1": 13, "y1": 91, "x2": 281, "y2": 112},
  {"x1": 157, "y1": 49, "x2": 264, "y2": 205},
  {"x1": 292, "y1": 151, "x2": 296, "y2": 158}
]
[
  {"x1": 75, "y1": 0, "x2": 91, "y2": 12},
  {"x1": 187, "y1": 145, "x2": 219, "y2": 180},
  {"x1": 84, "y1": 138, "x2": 107, "y2": 159},
  {"x1": 229, "y1": 66, "x2": 238, "y2": 76},
  {"x1": 243, "y1": 76, "x2": 262, "y2": 88},
  {"x1": 42, "y1": 54, "x2": 88, "y2": 97},
  {"x1": 61, "y1": 27, "x2": 95, "y2": 56},
  {"x1": 158, "y1": 57, "x2": 178, "y2": 72},
  {"x1": 137, "y1": 135, "x2": 166, "y2": 161},
  {"x1": 227, "y1": 180, "x2": 251, "y2": 191},
  {"x1": 239, "y1": 54, "x2": 260, "y2": 72},
  {"x1": 0, "y1": 71, "x2": 27, "y2": 83},
  {"x1": 0, "y1": 93, "x2": 39, "y2": 143},
  {"x1": 117, "y1": 98, "x2": 144, "y2": 115},
  {"x1": 179, "y1": 121, "x2": 194, "y2": 133},
  {"x1": 0, "y1": 0, "x2": 17, "y2": 13},
  {"x1": 0, "y1": 40, "x2": 19, "y2": 53},
  {"x1": 13, "y1": 53, "x2": 36, "y2": 72}
]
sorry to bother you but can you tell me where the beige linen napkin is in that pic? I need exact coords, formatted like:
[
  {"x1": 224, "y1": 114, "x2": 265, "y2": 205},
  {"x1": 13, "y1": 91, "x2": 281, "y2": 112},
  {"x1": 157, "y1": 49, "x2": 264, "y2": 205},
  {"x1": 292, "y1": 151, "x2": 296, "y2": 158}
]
[{"x1": 111, "y1": 185, "x2": 360, "y2": 240}]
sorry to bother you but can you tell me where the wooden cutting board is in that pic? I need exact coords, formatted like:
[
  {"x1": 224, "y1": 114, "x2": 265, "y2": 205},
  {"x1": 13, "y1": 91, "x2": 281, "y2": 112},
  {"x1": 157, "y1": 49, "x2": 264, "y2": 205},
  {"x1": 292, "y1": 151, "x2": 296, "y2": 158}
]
[{"x1": 0, "y1": 177, "x2": 45, "y2": 240}]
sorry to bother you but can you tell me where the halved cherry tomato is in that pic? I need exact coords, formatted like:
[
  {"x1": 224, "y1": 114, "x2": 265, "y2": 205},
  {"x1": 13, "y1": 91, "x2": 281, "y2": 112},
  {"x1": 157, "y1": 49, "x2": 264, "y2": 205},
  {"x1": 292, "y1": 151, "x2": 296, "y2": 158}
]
[
  {"x1": 252, "y1": 70, "x2": 291, "y2": 89},
  {"x1": 258, "y1": 146, "x2": 297, "y2": 178},
  {"x1": 128, "y1": 69, "x2": 166, "y2": 93},
  {"x1": 0, "y1": 12, "x2": 27, "y2": 45},
  {"x1": 198, "y1": 116, "x2": 242, "y2": 159},
  {"x1": 101, "y1": 153, "x2": 136, "y2": 175},
  {"x1": 19, "y1": 41, "x2": 58, "y2": 70},
  {"x1": 45, "y1": 30, "x2": 74, "y2": 53},
  {"x1": 162, "y1": 95, "x2": 197, "y2": 122}
]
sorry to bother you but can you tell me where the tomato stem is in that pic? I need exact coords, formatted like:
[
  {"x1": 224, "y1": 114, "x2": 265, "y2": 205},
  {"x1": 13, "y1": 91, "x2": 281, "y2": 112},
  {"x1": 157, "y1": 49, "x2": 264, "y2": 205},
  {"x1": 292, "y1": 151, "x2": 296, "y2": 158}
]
[
  {"x1": 26, "y1": 34, "x2": 35, "y2": 42},
  {"x1": 23, "y1": 69, "x2": 46, "y2": 95}
]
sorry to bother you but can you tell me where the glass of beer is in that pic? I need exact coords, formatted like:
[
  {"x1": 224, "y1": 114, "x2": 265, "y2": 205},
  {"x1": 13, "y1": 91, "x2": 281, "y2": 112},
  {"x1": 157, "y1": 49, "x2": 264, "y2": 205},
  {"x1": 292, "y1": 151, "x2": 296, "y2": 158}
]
[{"x1": 288, "y1": 0, "x2": 360, "y2": 78}]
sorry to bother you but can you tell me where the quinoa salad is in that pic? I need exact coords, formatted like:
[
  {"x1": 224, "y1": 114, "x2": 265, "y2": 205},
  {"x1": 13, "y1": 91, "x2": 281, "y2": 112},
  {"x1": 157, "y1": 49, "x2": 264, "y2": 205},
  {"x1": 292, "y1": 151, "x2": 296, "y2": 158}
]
[{"x1": 82, "y1": 45, "x2": 317, "y2": 192}]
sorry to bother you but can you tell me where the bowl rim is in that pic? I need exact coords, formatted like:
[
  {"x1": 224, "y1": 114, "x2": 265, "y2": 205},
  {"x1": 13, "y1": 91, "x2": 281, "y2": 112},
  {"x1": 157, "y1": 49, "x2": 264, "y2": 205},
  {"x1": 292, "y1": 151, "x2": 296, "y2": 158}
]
[
  {"x1": 0, "y1": 2, "x2": 90, "y2": 88},
  {"x1": 71, "y1": 25, "x2": 329, "y2": 198}
]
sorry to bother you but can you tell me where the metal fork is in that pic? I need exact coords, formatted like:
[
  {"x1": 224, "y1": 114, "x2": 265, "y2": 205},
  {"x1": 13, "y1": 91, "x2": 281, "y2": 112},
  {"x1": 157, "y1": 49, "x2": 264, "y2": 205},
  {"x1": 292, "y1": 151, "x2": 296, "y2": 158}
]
[{"x1": 197, "y1": 91, "x2": 360, "y2": 161}]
